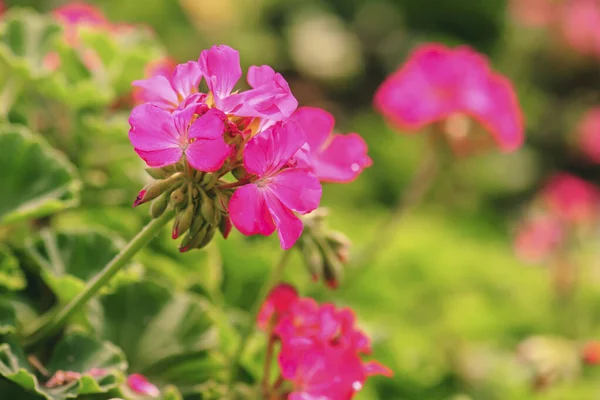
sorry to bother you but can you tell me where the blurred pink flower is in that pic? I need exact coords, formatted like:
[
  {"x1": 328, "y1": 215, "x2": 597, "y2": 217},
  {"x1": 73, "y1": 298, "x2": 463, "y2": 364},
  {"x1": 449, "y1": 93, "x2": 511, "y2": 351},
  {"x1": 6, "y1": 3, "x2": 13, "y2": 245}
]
[
  {"x1": 290, "y1": 107, "x2": 372, "y2": 183},
  {"x1": 259, "y1": 284, "x2": 392, "y2": 399},
  {"x1": 514, "y1": 215, "x2": 564, "y2": 263},
  {"x1": 508, "y1": 0, "x2": 555, "y2": 27},
  {"x1": 128, "y1": 104, "x2": 230, "y2": 172},
  {"x1": 127, "y1": 374, "x2": 160, "y2": 397},
  {"x1": 374, "y1": 43, "x2": 524, "y2": 152},
  {"x1": 557, "y1": 0, "x2": 600, "y2": 58},
  {"x1": 228, "y1": 121, "x2": 322, "y2": 250},
  {"x1": 53, "y1": 1, "x2": 109, "y2": 29},
  {"x1": 257, "y1": 283, "x2": 298, "y2": 331},
  {"x1": 0, "y1": 0, "x2": 5, "y2": 15},
  {"x1": 576, "y1": 108, "x2": 600, "y2": 163},
  {"x1": 582, "y1": 341, "x2": 600, "y2": 365},
  {"x1": 542, "y1": 173, "x2": 600, "y2": 224}
]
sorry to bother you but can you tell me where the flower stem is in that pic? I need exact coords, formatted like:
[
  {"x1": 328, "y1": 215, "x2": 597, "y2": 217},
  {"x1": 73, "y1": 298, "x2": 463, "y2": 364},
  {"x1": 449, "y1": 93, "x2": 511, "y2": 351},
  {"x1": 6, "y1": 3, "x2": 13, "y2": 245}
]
[
  {"x1": 261, "y1": 335, "x2": 277, "y2": 396},
  {"x1": 227, "y1": 250, "x2": 292, "y2": 390},
  {"x1": 23, "y1": 209, "x2": 175, "y2": 348}
]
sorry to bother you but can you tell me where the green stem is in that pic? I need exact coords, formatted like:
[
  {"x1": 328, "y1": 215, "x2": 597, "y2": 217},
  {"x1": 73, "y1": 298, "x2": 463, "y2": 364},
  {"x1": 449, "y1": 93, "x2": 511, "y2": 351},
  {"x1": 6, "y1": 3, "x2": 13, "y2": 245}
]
[
  {"x1": 24, "y1": 209, "x2": 175, "y2": 348},
  {"x1": 227, "y1": 250, "x2": 292, "y2": 390}
]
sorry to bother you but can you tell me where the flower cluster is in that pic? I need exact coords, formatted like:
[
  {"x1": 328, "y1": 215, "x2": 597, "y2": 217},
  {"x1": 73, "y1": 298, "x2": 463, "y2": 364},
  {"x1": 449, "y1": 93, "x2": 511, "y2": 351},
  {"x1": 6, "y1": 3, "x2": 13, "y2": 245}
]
[
  {"x1": 514, "y1": 173, "x2": 600, "y2": 263},
  {"x1": 257, "y1": 284, "x2": 392, "y2": 399},
  {"x1": 575, "y1": 107, "x2": 600, "y2": 164},
  {"x1": 128, "y1": 45, "x2": 371, "y2": 250},
  {"x1": 374, "y1": 43, "x2": 524, "y2": 154}
]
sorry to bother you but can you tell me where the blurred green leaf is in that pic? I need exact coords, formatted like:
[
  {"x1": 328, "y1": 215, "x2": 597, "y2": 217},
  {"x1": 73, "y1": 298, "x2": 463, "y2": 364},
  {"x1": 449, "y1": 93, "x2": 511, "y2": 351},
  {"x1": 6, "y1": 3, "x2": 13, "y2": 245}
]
[
  {"x1": 0, "y1": 125, "x2": 80, "y2": 225},
  {"x1": 0, "y1": 244, "x2": 26, "y2": 291},
  {"x1": 25, "y1": 229, "x2": 125, "y2": 304},
  {"x1": 0, "y1": 302, "x2": 17, "y2": 335}
]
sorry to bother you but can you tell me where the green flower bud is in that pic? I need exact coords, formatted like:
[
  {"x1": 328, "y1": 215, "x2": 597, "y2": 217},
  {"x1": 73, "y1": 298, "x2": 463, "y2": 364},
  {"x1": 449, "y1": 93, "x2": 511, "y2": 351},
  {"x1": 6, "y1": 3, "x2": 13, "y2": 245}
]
[
  {"x1": 196, "y1": 224, "x2": 217, "y2": 250},
  {"x1": 189, "y1": 213, "x2": 206, "y2": 237},
  {"x1": 172, "y1": 203, "x2": 195, "y2": 239},
  {"x1": 149, "y1": 192, "x2": 169, "y2": 218},
  {"x1": 180, "y1": 223, "x2": 209, "y2": 253},
  {"x1": 200, "y1": 197, "x2": 219, "y2": 226},
  {"x1": 300, "y1": 237, "x2": 324, "y2": 282},
  {"x1": 321, "y1": 239, "x2": 343, "y2": 289},
  {"x1": 169, "y1": 187, "x2": 186, "y2": 207},
  {"x1": 133, "y1": 172, "x2": 184, "y2": 207}
]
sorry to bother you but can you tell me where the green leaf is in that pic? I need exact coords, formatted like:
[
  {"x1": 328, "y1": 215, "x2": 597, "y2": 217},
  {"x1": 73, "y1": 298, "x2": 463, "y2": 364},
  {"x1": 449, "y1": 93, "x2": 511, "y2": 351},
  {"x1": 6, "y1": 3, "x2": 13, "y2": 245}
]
[
  {"x1": 0, "y1": 333, "x2": 126, "y2": 400},
  {"x1": 0, "y1": 244, "x2": 26, "y2": 291},
  {"x1": 25, "y1": 229, "x2": 126, "y2": 304},
  {"x1": 0, "y1": 125, "x2": 81, "y2": 225},
  {"x1": 0, "y1": 302, "x2": 17, "y2": 334},
  {"x1": 93, "y1": 280, "x2": 229, "y2": 388}
]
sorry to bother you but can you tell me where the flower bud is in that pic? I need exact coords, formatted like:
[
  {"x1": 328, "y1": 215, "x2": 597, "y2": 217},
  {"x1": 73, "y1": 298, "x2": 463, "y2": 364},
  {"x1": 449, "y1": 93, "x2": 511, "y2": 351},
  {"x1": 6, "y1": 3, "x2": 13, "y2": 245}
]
[
  {"x1": 169, "y1": 187, "x2": 186, "y2": 207},
  {"x1": 180, "y1": 223, "x2": 209, "y2": 253},
  {"x1": 149, "y1": 192, "x2": 169, "y2": 218},
  {"x1": 215, "y1": 190, "x2": 230, "y2": 213},
  {"x1": 299, "y1": 237, "x2": 324, "y2": 282},
  {"x1": 133, "y1": 172, "x2": 184, "y2": 207},
  {"x1": 326, "y1": 231, "x2": 352, "y2": 264},
  {"x1": 200, "y1": 198, "x2": 219, "y2": 226},
  {"x1": 188, "y1": 213, "x2": 206, "y2": 237},
  {"x1": 145, "y1": 167, "x2": 169, "y2": 179},
  {"x1": 322, "y1": 241, "x2": 343, "y2": 289},
  {"x1": 196, "y1": 224, "x2": 217, "y2": 250},
  {"x1": 219, "y1": 216, "x2": 232, "y2": 239},
  {"x1": 172, "y1": 204, "x2": 195, "y2": 239},
  {"x1": 232, "y1": 166, "x2": 247, "y2": 180},
  {"x1": 201, "y1": 172, "x2": 216, "y2": 188}
]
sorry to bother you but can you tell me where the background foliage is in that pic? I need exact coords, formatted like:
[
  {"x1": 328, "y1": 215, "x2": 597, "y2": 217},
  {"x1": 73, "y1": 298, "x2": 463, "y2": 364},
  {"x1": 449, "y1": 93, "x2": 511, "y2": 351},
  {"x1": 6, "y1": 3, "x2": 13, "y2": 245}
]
[{"x1": 2, "y1": 0, "x2": 600, "y2": 399}]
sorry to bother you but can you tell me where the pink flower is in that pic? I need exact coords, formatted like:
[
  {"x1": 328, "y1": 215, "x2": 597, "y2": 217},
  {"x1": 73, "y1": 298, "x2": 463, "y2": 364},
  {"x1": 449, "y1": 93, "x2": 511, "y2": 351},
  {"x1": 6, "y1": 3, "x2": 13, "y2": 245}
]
[
  {"x1": 290, "y1": 107, "x2": 372, "y2": 183},
  {"x1": 199, "y1": 46, "x2": 297, "y2": 121},
  {"x1": 582, "y1": 341, "x2": 600, "y2": 365},
  {"x1": 374, "y1": 43, "x2": 524, "y2": 153},
  {"x1": 228, "y1": 121, "x2": 322, "y2": 250},
  {"x1": 575, "y1": 108, "x2": 600, "y2": 163},
  {"x1": 257, "y1": 283, "x2": 299, "y2": 331},
  {"x1": 542, "y1": 173, "x2": 600, "y2": 224},
  {"x1": 132, "y1": 61, "x2": 203, "y2": 112},
  {"x1": 128, "y1": 104, "x2": 230, "y2": 171},
  {"x1": 514, "y1": 215, "x2": 564, "y2": 263},
  {"x1": 127, "y1": 374, "x2": 160, "y2": 397},
  {"x1": 557, "y1": 0, "x2": 600, "y2": 58},
  {"x1": 509, "y1": 0, "x2": 555, "y2": 27},
  {"x1": 53, "y1": 2, "x2": 109, "y2": 29}
]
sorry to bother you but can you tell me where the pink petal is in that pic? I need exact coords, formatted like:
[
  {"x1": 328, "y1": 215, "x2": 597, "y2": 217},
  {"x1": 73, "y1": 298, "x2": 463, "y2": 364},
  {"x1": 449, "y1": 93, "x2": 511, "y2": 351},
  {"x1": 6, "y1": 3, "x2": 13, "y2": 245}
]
[
  {"x1": 264, "y1": 191, "x2": 304, "y2": 250},
  {"x1": 363, "y1": 360, "x2": 393, "y2": 378},
  {"x1": 128, "y1": 104, "x2": 182, "y2": 167},
  {"x1": 132, "y1": 75, "x2": 179, "y2": 111},
  {"x1": 127, "y1": 374, "x2": 160, "y2": 397},
  {"x1": 269, "y1": 169, "x2": 322, "y2": 214},
  {"x1": 243, "y1": 121, "x2": 306, "y2": 176},
  {"x1": 313, "y1": 133, "x2": 372, "y2": 183},
  {"x1": 257, "y1": 283, "x2": 299, "y2": 330},
  {"x1": 247, "y1": 65, "x2": 277, "y2": 88},
  {"x1": 291, "y1": 107, "x2": 334, "y2": 153},
  {"x1": 170, "y1": 61, "x2": 202, "y2": 100},
  {"x1": 576, "y1": 108, "x2": 600, "y2": 163},
  {"x1": 229, "y1": 184, "x2": 276, "y2": 237},
  {"x1": 198, "y1": 45, "x2": 241, "y2": 107},
  {"x1": 188, "y1": 109, "x2": 226, "y2": 140},
  {"x1": 185, "y1": 137, "x2": 231, "y2": 172}
]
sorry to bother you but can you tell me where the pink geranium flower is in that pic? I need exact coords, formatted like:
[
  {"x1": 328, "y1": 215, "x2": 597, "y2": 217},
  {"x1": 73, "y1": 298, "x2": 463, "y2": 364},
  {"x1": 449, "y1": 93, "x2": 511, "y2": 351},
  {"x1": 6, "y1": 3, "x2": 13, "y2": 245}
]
[
  {"x1": 257, "y1": 283, "x2": 298, "y2": 331},
  {"x1": 53, "y1": 2, "x2": 109, "y2": 30},
  {"x1": 557, "y1": 0, "x2": 600, "y2": 58},
  {"x1": 128, "y1": 104, "x2": 230, "y2": 171},
  {"x1": 290, "y1": 107, "x2": 372, "y2": 183},
  {"x1": 228, "y1": 121, "x2": 322, "y2": 250},
  {"x1": 576, "y1": 108, "x2": 600, "y2": 163},
  {"x1": 542, "y1": 173, "x2": 600, "y2": 224},
  {"x1": 374, "y1": 43, "x2": 524, "y2": 153},
  {"x1": 127, "y1": 374, "x2": 160, "y2": 397},
  {"x1": 508, "y1": 0, "x2": 555, "y2": 27},
  {"x1": 514, "y1": 215, "x2": 564, "y2": 263}
]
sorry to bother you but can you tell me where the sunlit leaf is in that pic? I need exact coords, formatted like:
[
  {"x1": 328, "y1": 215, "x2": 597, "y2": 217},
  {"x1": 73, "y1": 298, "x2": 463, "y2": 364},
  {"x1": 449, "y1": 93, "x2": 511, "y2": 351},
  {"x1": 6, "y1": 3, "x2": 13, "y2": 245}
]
[{"x1": 0, "y1": 244, "x2": 26, "y2": 291}]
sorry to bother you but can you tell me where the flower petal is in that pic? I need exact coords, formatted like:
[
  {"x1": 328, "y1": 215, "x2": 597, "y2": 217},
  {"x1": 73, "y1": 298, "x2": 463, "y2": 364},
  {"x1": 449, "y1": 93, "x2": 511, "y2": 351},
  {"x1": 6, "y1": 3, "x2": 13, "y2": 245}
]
[
  {"x1": 363, "y1": 361, "x2": 393, "y2": 378},
  {"x1": 132, "y1": 75, "x2": 179, "y2": 110},
  {"x1": 291, "y1": 107, "x2": 334, "y2": 153},
  {"x1": 264, "y1": 191, "x2": 304, "y2": 250},
  {"x1": 185, "y1": 138, "x2": 231, "y2": 172},
  {"x1": 270, "y1": 169, "x2": 322, "y2": 214},
  {"x1": 188, "y1": 109, "x2": 226, "y2": 140},
  {"x1": 247, "y1": 65, "x2": 276, "y2": 88},
  {"x1": 198, "y1": 45, "x2": 241, "y2": 106},
  {"x1": 313, "y1": 133, "x2": 372, "y2": 183},
  {"x1": 170, "y1": 61, "x2": 202, "y2": 100},
  {"x1": 243, "y1": 121, "x2": 306, "y2": 176},
  {"x1": 229, "y1": 184, "x2": 276, "y2": 237},
  {"x1": 129, "y1": 104, "x2": 180, "y2": 151},
  {"x1": 134, "y1": 147, "x2": 183, "y2": 168}
]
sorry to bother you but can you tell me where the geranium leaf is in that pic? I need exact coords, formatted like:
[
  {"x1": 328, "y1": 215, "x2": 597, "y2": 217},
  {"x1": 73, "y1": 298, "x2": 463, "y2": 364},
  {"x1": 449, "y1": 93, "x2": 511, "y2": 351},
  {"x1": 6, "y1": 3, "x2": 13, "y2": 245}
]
[{"x1": 0, "y1": 244, "x2": 26, "y2": 291}]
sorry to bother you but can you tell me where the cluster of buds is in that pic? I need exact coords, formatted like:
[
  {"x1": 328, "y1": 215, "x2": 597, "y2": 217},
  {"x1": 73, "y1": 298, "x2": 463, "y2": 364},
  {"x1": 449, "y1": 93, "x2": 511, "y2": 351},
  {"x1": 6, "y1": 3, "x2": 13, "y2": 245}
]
[
  {"x1": 128, "y1": 45, "x2": 371, "y2": 251},
  {"x1": 257, "y1": 284, "x2": 392, "y2": 399},
  {"x1": 134, "y1": 165, "x2": 231, "y2": 252},
  {"x1": 297, "y1": 208, "x2": 351, "y2": 288}
]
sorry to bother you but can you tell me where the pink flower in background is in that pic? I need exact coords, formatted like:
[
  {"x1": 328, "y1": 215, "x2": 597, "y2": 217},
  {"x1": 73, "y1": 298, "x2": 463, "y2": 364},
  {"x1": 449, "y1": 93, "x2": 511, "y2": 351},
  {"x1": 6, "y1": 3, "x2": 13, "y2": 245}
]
[
  {"x1": 257, "y1": 283, "x2": 298, "y2": 331},
  {"x1": 291, "y1": 107, "x2": 372, "y2": 183},
  {"x1": 514, "y1": 215, "x2": 564, "y2": 263},
  {"x1": 0, "y1": 0, "x2": 5, "y2": 15},
  {"x1": 542, "y1": 173, "x2": 600, "y2": 224},
  {"x1": 582, "y1": 341, "x2": 600, "y2": 365},
  {"x1": 258, "y1": 284, "x2": 391, "y2": 399},
  {"x1": 199, "y1": 45, "x2": 297, "y2": 122},
  {"x1": 576, "y1": 108, "x2": 600, "y2": 163},
  {"x1": 557, "y1": 0, "x2": 600, "y2": 58},
  {"x1": 128, "y1": 104, "x2": 230, "y2": 171},
  {"x1": 374, "y1": 43, "x2": 524, "y2": 152},
  {"x1": 131, "y1": 57, "x2": 178, "y2": 105},
  {"x1": 53, "y1": 2, "x2": 109, "y2": 29},
  {"x1": 133, "y1": 61, "x2": 203, "y2": 111},
  {"x1": 228, "y1": 121, "x2": 322, "y2": 250},
  {"x1": 127, "y1": 374, "x2": 160, "y2": 397}
]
